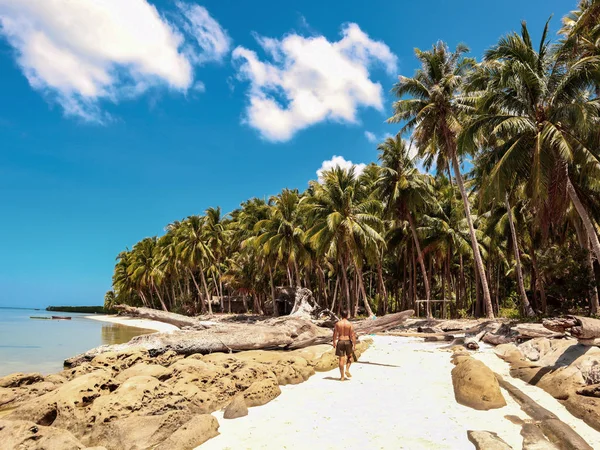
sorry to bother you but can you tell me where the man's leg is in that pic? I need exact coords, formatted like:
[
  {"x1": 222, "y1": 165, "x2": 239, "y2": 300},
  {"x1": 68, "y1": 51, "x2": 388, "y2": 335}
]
[
  {"x1": 339, "y1": 356, "x2": 346, "y2": 380},
  {"x1": 345, "y1": 351, "x2": 352, "y2": 378}
]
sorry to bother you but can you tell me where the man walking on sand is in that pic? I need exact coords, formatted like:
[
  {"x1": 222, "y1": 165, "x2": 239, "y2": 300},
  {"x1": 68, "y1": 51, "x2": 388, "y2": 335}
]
[{"x1": 333, "y1": 310, "x2": 356, "y2": 381}]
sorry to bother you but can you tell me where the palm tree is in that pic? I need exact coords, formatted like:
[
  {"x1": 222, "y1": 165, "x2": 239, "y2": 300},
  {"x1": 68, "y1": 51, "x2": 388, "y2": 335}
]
[
  {"x1": 389, "y1": 42, "x2": 496, "y2": 318},
  {"x1": 178, "y1": 216, "x2": 214, "y2": 314},
  {"x1": 465, "y1": 21, "x2": 600, "y2": 264},
  {"x1": 305, "y1": 167, "x2": 382, "y2": 317},
  {"x1": 204, "y1": 206, "x2": 227, "y2": 310},
  {"x1": 376, "y1": 134, "x2": 434, "y2": 317}
]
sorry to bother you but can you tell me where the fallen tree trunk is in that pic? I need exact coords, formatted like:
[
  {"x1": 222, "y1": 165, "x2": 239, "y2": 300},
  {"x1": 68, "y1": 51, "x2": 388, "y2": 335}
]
[
  {"x1": 113, "y1": 305, "x2": 210, "y2": 329},
  {"x1": 65, "y1": 310, "x2": 415, "y2": 368},
  {"x1": 542, "y1": 316, "x2": 600, "y2": 344}
]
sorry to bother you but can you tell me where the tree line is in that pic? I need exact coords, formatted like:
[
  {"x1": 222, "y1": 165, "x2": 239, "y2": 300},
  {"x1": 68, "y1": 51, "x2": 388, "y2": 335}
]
[{"x1": 106, "y1": 1, "x2": 600, "y2": 319}]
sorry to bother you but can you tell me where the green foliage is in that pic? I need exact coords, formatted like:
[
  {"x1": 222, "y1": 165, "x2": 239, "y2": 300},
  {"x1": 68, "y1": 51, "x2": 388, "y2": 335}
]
[{"x1": 46, "y1": 306, "x2": 110, "y2": 314}]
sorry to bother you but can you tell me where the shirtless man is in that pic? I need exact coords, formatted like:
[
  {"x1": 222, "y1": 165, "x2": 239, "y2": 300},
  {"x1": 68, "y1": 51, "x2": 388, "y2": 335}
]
[{"x1": 333, "y1": 310, "x2": 356, "y2": 381}]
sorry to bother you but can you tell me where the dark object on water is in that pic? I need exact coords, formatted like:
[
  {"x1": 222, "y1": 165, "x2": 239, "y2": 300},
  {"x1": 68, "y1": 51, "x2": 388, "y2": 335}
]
[
  {"x1": 30, "y1": 316, "x2": 51, "y2": 320},
  {"x1": 52, "y1": 316, "x2": 71, "y2": 320}
]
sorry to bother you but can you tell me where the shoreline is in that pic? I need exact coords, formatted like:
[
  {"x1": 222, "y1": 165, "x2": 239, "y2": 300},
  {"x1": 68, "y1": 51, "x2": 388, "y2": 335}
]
[{"x1": 84, "y1": 314, "x2": 179, "y2": 333}]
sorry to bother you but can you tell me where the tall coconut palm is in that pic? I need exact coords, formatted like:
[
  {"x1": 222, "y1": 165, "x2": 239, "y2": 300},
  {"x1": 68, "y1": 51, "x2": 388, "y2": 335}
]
[
  {"x1": 464, "y1": 20, "x2": 600, "y2": 264},
  {"x1": 204, "y1": 206, "x2": 227, "y2": 310},
  {"x1": 376, "y1": 134, "x2": 434, "y2": 317},
  {"x1": 388, "y1": 42, "x2": 495, "y2": 318},
  {"x1": 178, "y1": 216, "x2": 214, "y2": 314},
  {"x1": 305, "y1": 167, "x2": 383, "y2": 317}
]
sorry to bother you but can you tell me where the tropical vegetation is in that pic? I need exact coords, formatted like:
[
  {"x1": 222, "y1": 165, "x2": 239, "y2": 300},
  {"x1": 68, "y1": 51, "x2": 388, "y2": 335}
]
[{"x1": 106, "y1": 1, "x2": 600, "y2": 320}]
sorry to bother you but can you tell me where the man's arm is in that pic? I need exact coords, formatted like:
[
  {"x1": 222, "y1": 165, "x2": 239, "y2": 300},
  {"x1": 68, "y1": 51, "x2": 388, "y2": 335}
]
[{"x1": 333, "y1": 323, "x2": 338, "y2": 347}]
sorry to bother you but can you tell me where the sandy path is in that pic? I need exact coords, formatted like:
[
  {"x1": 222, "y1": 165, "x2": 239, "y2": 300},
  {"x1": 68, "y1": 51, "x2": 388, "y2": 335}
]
[
  {"x1": 84, "y1": 314, "x2": 179, "y2": 333},
  {"x1": 200, "y1": 336, "x2": 552, "y2": 450}
]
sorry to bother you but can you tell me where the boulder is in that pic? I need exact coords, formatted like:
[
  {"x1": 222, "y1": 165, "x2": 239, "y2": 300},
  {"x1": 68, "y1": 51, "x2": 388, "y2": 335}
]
[
  {"x1": 87, "y1": 376, "x2": 187, "y2": 424},
  {"x1": 223, "y1": 395, "x2": 248, "y2": 419},
  {"x1": 154, "y1": 414, "x2": 219, "y2": 449},
  {"x1": 467, "y1": 430, "x2": 512, "y2": 449},
  {"x1": 8, "y1": 370, "x2": 114, "y2": 436},
  {"x1": 451, "y1": 355, "x2": 506, "y2": 410},
  {"x1": 83, "y1": 410, "x2": 193, "y2": 450},
  {"x1": 243, "y1": 379, "x2": 281, "y2": 407},
  {"x1": 0, "y1": 373, "x2": 44, "y2": 388},
  {"x1": 0, "y1": 419, "x2": 96, "y2": 450}
]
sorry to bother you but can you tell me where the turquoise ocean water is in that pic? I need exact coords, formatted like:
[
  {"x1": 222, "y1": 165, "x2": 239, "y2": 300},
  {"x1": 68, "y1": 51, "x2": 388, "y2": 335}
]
[{"x1": 0, "y1": 307, "x2": 153, "y2": 377}]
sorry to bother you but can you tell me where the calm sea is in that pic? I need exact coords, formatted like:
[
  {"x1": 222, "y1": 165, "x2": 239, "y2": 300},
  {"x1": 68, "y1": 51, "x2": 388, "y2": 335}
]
[{"x1": 0, "y1": 307, "x2": 153, "y2": 377}]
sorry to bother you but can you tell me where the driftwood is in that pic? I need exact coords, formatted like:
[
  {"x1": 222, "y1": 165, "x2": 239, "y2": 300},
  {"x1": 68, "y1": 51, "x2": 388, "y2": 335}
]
[
  {"x1": 65, "y1": 310, "x2": 415, "y2": 368},
  {"x1": 496, "y1": 373, "x2": 593, "y2": 450},
  {"x1": 114, "y1": 305, "x2": 210, "y2": 329},
  {"x1": 542, "y1": 316, "x2": 600, "y2": 344}
]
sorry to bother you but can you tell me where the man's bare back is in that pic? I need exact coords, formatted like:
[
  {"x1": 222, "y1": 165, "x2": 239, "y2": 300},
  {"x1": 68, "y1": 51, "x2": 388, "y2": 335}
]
[{"x1": 333, "y1": 311, "x2": 356, "y2": 381}]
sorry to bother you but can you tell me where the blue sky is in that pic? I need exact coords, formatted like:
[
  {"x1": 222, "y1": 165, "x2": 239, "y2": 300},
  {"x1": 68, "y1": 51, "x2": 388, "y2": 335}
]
[{"x1": 0, "y1": 0, "x2": 573, "y2": 308}]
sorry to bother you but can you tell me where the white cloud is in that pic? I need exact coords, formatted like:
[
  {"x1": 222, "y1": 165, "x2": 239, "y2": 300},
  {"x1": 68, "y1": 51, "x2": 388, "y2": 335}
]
[
  {"x1": 364, "y1": 131, "x2": 377, "y2": 143},
  {"x1": 317, "y1": 155, "x2": 367, "y2": 182},
  {"x1": 0, "y1": 0, "x2": 230, "y2": 121},
  {"x1": 364, "y1": 130, "x2": 393, "y2": 144},
  {"x1": 233, "y1": 23, "x2": 398, "y2": 141}
]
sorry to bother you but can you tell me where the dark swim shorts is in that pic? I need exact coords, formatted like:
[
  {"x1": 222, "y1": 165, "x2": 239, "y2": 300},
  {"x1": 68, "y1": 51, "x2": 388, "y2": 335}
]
[{"x1": 335, "y1": 340, "x2": 353, "y2": 357}]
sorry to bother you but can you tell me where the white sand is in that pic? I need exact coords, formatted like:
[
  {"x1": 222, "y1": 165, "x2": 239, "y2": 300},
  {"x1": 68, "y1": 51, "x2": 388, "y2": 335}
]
[
  {"x1": 199, "y1": 335, "x2": 600, "y2": 450},
  {"x1": 85, "y1": 315, "x2": 178, "y2": 333}
]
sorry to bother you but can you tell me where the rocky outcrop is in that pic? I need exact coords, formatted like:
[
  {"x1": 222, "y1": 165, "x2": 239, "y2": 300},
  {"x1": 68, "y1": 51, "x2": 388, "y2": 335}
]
[
  {"x1": 496, "y1": 337, "x2": 600, "y2": 433},
  {"x1": 0, "y1": 337, "x2": 371, "y2": 449},
  {"x1": 0, "y1": 419, "x2": 102, "y2": 450},
  {"x1": 451, "y1": 353, "x2": 506, "y2": 410}
]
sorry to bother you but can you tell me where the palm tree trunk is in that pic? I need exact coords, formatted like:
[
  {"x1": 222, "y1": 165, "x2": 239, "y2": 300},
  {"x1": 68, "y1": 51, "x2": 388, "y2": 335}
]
[
  {"x1": 451, "y1": 152, "x2": 494, "y2": 318},
  {"x1": 407, "y1": 213, "x2": 431, "y2": 318},
  {"x1": 505, "y1": 193, "x2": 535, "y2": 317},
  {"x1": 269, "y1": 265, "x2": 278, "y2": 317},
  {"x1": 377, "y1": 261, "x2": 388, "y2": 315},
  {"x1": 199, "y1": 269, "x2": 213, "y2": 315},
  {"x1": 293, "y1": 259, "x2": 302, "y2": 288},
  {"x1": 340, "y1": 258, "x2": 352, "y2": 316},
  {"x1": 567, "y1": 177, "x2": 600, "y2": 263},
  {"x1": 574, "y1": 217, "x2": 600, "y2": 315},
  {"x1": 153, "y1": 282, "x2": 168, "y2": 312},
  {"x1": 331, "y1": 277, "x2": 339, "y2": 312},
  {"x1": 357, "y1": 266, "x2": 374, "y2": 317},
  {"x1": 188, "y1": 268, "x2": 206, "y2": 314}
]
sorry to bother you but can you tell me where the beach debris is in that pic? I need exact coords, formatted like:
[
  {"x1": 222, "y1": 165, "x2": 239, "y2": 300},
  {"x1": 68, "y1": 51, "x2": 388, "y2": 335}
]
[
  {"x1": 542, "y1": 316, "x2": 600, "y2": 345},
  {"x1": 520, "y1": 422, "x2": 560, "y2": 450},
  {"x1": 64, "y1": 311, "x2": 412, "y2": 368},
  {"x1": 451, "y1": 353, "x2": 507, "y2": 410},
  {"x1": 467, "y1": 430, "x2": 512, "y2": 450},
  {"x1": 223, "y1": 395, "x2": 248, "y2": 419}
]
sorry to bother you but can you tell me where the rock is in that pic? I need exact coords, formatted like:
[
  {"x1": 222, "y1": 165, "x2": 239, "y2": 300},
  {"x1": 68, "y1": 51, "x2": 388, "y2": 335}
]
[
  {"x1": 223, "y1": 395, "x2": 248, "y2": 419},
  {"x1": 114, "y1": 362, "x2": 172, "y2": 383},
  {"x1": 87, "y1": 376, "x2": 187, "y2": 425},
  {"x1": 467, "y1": 430, "x2": 512, "y2": 449},
  {"x1": 451, "y1": 355, "x2": 506, "y2": 410},
  {"x1": 154, "y1": 414, "x2": 219, "y2": 449},
  {"x1": 243, "y1": 379, "x2": 281, "y2": 407},
  {"x1": 577, "y1": 383, "x2": 600, "y2": 397},
  {"x1": 0, "y1": 419, "x2": 94, "y2": 449},
  {"x1": 8, "y1": 370, "x2": 114, "y2": 436},
  {"x1": 0, "y1": 373, "x2": 44, "y2": 388},
  {"x1": 84, "y1": 410, "x2": 193, "y2": 450}
]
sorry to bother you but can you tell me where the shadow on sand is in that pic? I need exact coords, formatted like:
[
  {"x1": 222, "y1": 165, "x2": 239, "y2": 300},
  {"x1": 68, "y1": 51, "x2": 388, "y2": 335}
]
[{"x1": 354, "y1": 360, "x2": 400, "y2": 368}]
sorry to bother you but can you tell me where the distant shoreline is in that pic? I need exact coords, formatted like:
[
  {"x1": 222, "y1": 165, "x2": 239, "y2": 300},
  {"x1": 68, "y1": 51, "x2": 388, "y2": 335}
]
[
  {"x1": 85, "y1": 314, "x2": 179, "y2": 333},
  {"x1": 46, "y1": 305, "x2": 111, "y2": 314}
]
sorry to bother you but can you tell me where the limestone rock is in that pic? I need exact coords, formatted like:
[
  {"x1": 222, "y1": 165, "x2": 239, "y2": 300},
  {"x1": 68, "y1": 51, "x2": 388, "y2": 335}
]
[
  {"x1": 223, "y1": 395, "x2": 248, "y2": 419},
  {"x1": 0, "y1": 373, "x2": 44, "y2": 388},
  {"x1": 84, "y1": 410, "x2": 192, "y2": 450},
  {"x1": 0, "y1": 419, "x2": 95, "y2": 449},
  {"x1": 114, "y1": 362, "x2": 172, "y2": 383},
  {"x1": 243, "y1": 379, "x2": 281, "y2": 407},
  {"x1": 8, "y1": 370, "x2": 114, "y2": 436},
  {"x1": 467, "y1": 430, "x2": 512, "y2": 449},
  {"x1": 155, "y1": 414, "x2": 219, "y2": 449},
  {"x1": 451, "y1": 356, "x2": 506, "y2": 410}
]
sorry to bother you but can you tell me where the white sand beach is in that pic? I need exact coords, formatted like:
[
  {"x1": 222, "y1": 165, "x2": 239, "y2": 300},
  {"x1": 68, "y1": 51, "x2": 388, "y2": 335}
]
[
  {"x1": 85, "y1": 314, "x2": 179, "y2": 333},
  {"x1": 200, "y1": 335, "x2": 600, "y2": 450}
]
